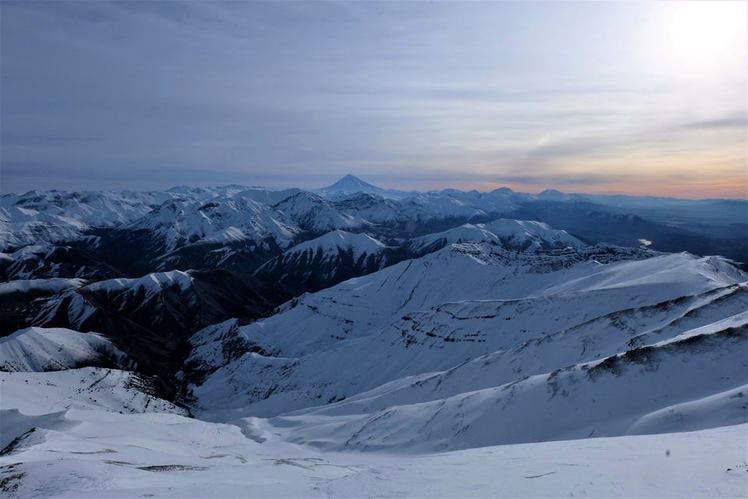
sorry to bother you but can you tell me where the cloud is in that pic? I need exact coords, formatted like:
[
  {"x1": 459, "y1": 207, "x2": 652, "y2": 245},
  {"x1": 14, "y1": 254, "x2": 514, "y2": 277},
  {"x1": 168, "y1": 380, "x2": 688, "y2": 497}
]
[
  {"x1": 0, "y1": 1, "x2": 745, "y2": 197},
  {"x1": 679, "y1": 114, "x2": 747, "y2": 130}
]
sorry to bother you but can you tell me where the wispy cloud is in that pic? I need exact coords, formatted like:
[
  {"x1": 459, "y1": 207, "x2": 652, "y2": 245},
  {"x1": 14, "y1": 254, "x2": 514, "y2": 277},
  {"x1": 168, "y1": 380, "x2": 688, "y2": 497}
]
[
  {"x1": 680, "y1": 114, "x2": 747, "y2": 130},
  {"x1": 1, "y1": 1, "x2": 745, "y2": 197}
]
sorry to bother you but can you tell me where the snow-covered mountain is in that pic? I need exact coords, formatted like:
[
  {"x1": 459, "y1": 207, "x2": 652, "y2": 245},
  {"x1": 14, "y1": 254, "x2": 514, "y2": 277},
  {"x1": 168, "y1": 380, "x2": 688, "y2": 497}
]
[
  {"x1": 0, "y1": 243, "x2": 120, "y2": 281},
  {"x1": 0, "y1": 403, "x2": 744, "y2": 498},
  {"x1": 4, "y1": 177, "x2": 745, "y2": 264},
  {"x1": 0, "y1": 327, "x2": 130, "y2": 372},
  {"x1": 189, "y1": 245, "x2": 747, "y2": 456},
  {"x1": 408, "y1": 219, "x2": 584, "y2": 255},
  {"x1": 331, "y1": 193, "x2": 423, "y2": 225},
  {"x1": 283, "y1": 229, "x2": 387, "y2": 258},
  {"x1": 253, "y1": 230, "x2": 393, "y2": 297},
  {"x1": 404, "y1": 189, "x2": 519, "y2": 221},
  {"x1": 1, "y1": 179, "x2": 747, "y2": 497},
  {"x1": 268, "y1": 315, "x2": 746, "y2": 452},
  {"x1": 272, "y1": 191, "x2": 365, "y2": 233},
  {"x1": 5, "y1": 359, "x2": 742, "y2": 498},
  {"x1": 318, "y1": 174, "x2": 411, "y2": 200},
  {"x1": 12, "y1": 269, "x2": 278, "y2": 380},
  {"x1": 125, "y1": 197, "x2": 299, "y2": 252},
  {"x1": 0, "y1": 189, "x2": 185, "y2": 250}
]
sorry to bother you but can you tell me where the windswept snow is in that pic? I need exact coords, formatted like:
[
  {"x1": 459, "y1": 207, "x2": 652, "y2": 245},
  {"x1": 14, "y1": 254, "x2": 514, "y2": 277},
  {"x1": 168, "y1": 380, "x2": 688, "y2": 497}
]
[
  {"x1": 127, "y1": 197, "x2": 299, "y2": 252},
  {"x1": 0, "y1": 367, "x2": 185, "y2": 417},
  {"x1": 0, "y1": 406, "x2": 745, "y2": 498},
  {"x1": 194, "y1": 244, "x2": 689, "y2": 362},
  {"x1": 259, "y1": 316, "x2": 746, "y2": 452},
  {"x1": 0, "y1": 327, "x2": 129, "y2": 372},
  {"x1": 283, "y1": 230, "x2": 385, "y2": 259},
  {"x1": 0, "y1": 278, "x2": 85, "y2": 296},
  {"x1": 0, "y1": 189, "x2": 184, "y2": 250},
  {"x1": 272, "y1": 192, "x2": 365, "y2": 233},
  {"x1": 85, "y1": 270, "x2": 195, "y2": 296},
  {"x1": 409, "y1": 219, "x2": 584, "y2": 254},
  {"x1": 1, "y1": 180, "x2": 746, "y2": 497}
]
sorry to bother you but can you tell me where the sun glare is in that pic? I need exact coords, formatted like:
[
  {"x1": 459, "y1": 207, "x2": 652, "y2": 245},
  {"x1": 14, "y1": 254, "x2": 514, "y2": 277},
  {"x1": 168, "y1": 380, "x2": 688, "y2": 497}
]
[{"x1": 653, "y1": 1, "x2": 747, "y2": 78}]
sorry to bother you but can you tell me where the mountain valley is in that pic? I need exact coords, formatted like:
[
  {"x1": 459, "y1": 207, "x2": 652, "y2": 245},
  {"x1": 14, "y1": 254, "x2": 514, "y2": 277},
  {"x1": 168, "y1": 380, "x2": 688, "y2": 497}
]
[{"x1": 1, "y1": 176, "x2": 746, "y2": 497}]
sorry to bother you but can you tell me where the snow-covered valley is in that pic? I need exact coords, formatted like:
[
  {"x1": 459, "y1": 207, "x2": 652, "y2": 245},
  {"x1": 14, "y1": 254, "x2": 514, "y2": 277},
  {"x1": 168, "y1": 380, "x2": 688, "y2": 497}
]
[{"x1": 1, "y1": 177, "x2": 746, "y2": 497}]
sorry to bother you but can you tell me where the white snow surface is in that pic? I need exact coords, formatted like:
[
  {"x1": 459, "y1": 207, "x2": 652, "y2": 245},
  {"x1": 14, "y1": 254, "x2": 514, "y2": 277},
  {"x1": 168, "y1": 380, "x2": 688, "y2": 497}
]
[
  {"x1": 127, "y1": 197, "x2": 299, "y2": 251},
  {"x1": 1, "y1": 353, "x2": 746, "y2": 497},
  {"x1": 85, "y1": 270, "x2": 195, "y2": 296},
  {"x1": 0, "y1": 327, "x2": 128, "y2": 372},
  {"x1": 188, "y1": 245, "x2": 747, "y2": 457},
  {"x1": 2, "y1": 181, "x2": 747, "y2": 497},
  {"x1": 0, "y1": 185, "x2": 301, "y2": 250},
  {"x1": 1, "y1": 246, "x2": 746, "y2": 495},
  {"x1": 410, "y1": 219, "x2": 584, "y2": 253},
  {"x1": 0, "y1": 401, "x2": 745, "y2": 498},
  {"x1": 0, "y1": 368, "x2": 184, "y2": 422},
  {"x1": 0, "y1": 189, "x2": 198, "y2": 250},
  {"x1": 282, "y1": 230, "x2": 385, "y2": 259},
  {"x1": 0, "y1": 278, "x2": 85, "y2": 296},
  {"x1": 272, "y1": 191, "x2": 365, "y2": 233}
]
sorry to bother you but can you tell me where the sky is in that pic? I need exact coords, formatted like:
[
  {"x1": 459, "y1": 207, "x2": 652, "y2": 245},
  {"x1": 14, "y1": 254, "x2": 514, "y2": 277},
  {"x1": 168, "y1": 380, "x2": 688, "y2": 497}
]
[{"x1": 1, "y1": 1, "x2": 746, "y2": 198}]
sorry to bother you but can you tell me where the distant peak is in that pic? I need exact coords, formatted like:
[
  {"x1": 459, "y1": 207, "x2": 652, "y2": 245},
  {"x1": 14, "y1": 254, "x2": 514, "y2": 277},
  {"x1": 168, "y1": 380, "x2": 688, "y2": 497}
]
[
  {"x1": 537, "y1": 189, "x2": 566, "y2": 200},
  {"x1": 317, "y1": 175, "x2": 411, "y2": 200},
  {"x1": 320, "y1": 175, "x2": 384, "y2": 197},
  {"x1": 332, "y1": 174, "x2": 374, "y2": 187}
]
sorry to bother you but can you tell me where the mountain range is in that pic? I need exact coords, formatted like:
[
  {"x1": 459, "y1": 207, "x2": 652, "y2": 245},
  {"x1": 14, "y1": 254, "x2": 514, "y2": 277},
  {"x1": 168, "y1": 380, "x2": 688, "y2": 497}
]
[{"x1": 1, "y1": 175, "x2": 746, "y2": 497}]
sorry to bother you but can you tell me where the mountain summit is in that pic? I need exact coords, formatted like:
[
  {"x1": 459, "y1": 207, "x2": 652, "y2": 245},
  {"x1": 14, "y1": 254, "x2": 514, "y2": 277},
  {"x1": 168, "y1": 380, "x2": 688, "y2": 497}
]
[
  {"x1": 319, "y1": 174, "x2": 410, "y2": 200},
  {"x1": 329, "y1": 174, "x2": 377, "y2": 190},
  {"x1": 319, "y1": 174, "x2": 383, "y2": 197}
]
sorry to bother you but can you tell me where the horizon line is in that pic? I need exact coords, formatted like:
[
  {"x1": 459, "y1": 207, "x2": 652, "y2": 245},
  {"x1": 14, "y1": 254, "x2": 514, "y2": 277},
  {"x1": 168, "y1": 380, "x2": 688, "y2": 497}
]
[{"x1": 4, "y1": 175, "x2": 746, "y2": 202}]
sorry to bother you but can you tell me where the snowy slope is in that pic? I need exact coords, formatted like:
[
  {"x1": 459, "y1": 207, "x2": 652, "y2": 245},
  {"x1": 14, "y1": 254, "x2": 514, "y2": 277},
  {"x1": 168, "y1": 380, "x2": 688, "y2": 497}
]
[
  {"x1": 83, "y1": 269, "x2": 196, "y2": 297},
  {"x1": 409, "y1": 219, "x2": 584, "y2": 254},
  {"x1": 180, "y1": 318, "x2": 258, "y2": 383},
  {"x1": 330, "y1": 190, "x2": 518, "y2": 227},
  {"x1": 331, "y1": 193, "x2": 423, "y2": 224},
  {"x1": 234, "y1": 187, "x2": 301, "y2": 205},
  {"x1": 2, "y1": 180, "x2": 747, "y2": 498},
  {"x1": 0, "y1": 244, "x2": 119, "y2": 281},
  {"x1": 195, "y1": 282, "x2": 748, "y2": 419},
  {"x1": 0, "y1": 367, "x2": 185, "y2": 420},
  {"x1": 252, "y1": 230, "x2": 393, "y2": 296},
  {"x1": 0, "y1": 278, "x2": 85, "y2": 297},
  {"x1": 403, "y1": 189, "x2": 520, "y2": 220},
  {"x1": 190, "y1": 243, "x2": 654, "y2": 364},
  {"x1": 190, "y1": 245, "x2": 746, "y2": 422},
  {"x1": 0, "y1": 189, "x2": 182, "y2": 250},
  {"x1": 0, "y1": 367, "x2": 187, "y2": 475},
  {"x1": 19, "y1": 268, "x2": 277, "y2": 380},
  {"x1": 125, "y1": 197, "x2": 299, "y2": 252},
  {"x1": 0, "y1": 187, "x2": 258, "y2": 250},
  {"x1": 0, "y1": 404, "x2": 745, "y2": 498},
  {"x1": 281, "y1": 230, "x2": 386, "y2": 258},
  {"x1": 2, "y1": 348, "x2": 745, "y2": 497},
  {"x1": 272, "y1": 191, "x2": 365, "y2": 233},
  {"x1": 32, "y1": 271, "x2": 269, "y2": 333},
  {"x1": 0, "y1": 207, "x2": 86, "y2": 252},
  {"x1": 0, "y1": 327, "x2": 129, "y2": 372},
  {"x1": 264, "y1": 315, "x2": 747, "y2": 452}
]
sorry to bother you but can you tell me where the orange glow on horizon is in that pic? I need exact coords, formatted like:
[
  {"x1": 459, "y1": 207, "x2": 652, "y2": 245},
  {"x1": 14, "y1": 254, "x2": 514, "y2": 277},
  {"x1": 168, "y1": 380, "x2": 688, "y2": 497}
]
[{"x1": 411, "y1": 176, "x2": 748, "y2": 200}]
